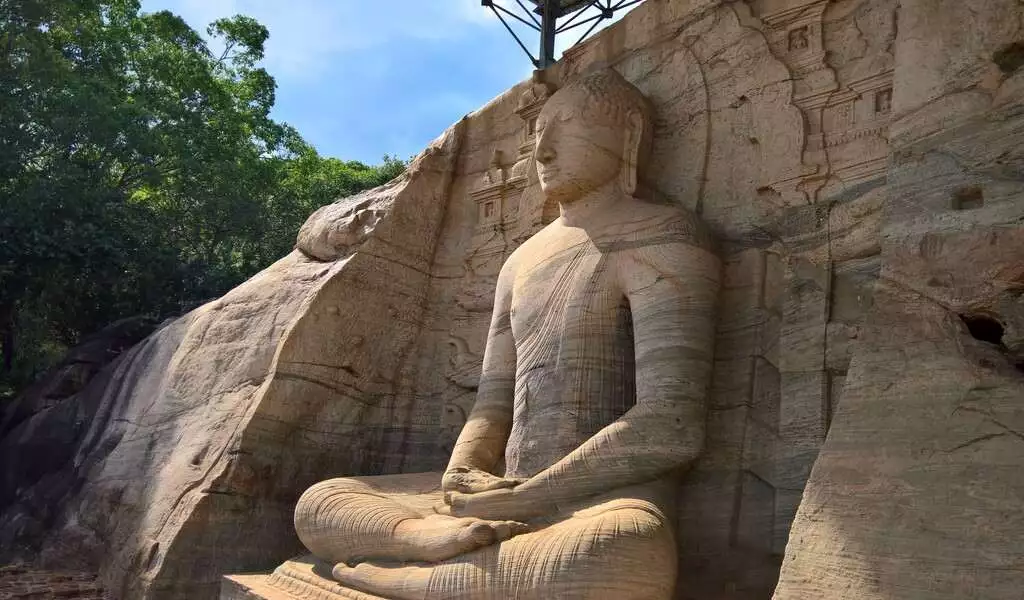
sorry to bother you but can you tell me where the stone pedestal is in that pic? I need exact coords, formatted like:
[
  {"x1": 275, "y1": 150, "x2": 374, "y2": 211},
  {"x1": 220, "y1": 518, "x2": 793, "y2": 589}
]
[{"x1": 221, "y1": 556, "x2": 386, "y2": 600}]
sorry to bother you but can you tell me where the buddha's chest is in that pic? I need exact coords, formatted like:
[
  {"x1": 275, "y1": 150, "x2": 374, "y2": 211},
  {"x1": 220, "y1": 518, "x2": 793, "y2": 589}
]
[
  {"x1": 503, "y1": 242, "x2": 637, "y2": 476},
  {"x1": 508, "y1": 243, "x2": 625, "y2": 344}
]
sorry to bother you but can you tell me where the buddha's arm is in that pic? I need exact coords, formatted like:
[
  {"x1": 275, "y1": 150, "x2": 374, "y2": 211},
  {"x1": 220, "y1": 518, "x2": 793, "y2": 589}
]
[
  {"x1": 448, "y1": 241, "x2": 720, "y2": 519},
  {"x1": 443, "y1": 260, "x2": 517, "y2": 483}
]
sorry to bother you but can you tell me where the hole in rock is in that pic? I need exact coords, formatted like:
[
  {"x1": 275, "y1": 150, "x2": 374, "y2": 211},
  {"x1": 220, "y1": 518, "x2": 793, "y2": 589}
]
[
  {"x1": 952, "y1": 186, "x2": 984, "y2": 210},
  {"x1": 730, "y1": 95, "x2": 749, "y2": 108},
  {"x1": 960, "y1": 314, "x2": 1005, "y2": 346},
  {"x1": 993, "y1": 41, "x2": 1024, "y2": 75}
]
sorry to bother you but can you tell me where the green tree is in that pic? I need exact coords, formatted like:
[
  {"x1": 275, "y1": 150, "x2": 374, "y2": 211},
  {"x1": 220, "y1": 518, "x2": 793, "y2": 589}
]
[{"x1": 0, "y1": 0, "x2": 405, "y2": 398}]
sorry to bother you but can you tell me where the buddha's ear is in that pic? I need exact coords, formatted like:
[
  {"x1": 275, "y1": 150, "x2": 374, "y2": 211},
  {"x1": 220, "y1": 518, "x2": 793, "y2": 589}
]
[{"x1": 621, "y1": 111, "x2": 644, "y2": 196}]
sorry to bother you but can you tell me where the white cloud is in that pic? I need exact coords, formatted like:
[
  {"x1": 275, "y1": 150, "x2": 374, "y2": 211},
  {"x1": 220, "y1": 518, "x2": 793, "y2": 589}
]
[
  {"x1": 138, "y1": 0, "x2": 642, "y2": 162},
  {"x1": 143, "y1": 0, "x2": 633, "y2": 80},
  {"x1": 142, "y1": 0, "x2": 510, "y2": 80}
]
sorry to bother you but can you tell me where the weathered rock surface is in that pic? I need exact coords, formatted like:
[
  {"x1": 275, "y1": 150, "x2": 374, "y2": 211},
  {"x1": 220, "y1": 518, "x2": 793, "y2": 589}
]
[
  {"x1": 0, "y1": 564, "x2": 108, "y2": 600},
  {"x1": 0, "y1": 315, "x2": 159, "y2": 436},
  {"x1": 0, "y1": 315, "x2": 159, "y2": 522},
  {"x1": 773, "y1": 1, "x2": 1024, "y2": 598}
]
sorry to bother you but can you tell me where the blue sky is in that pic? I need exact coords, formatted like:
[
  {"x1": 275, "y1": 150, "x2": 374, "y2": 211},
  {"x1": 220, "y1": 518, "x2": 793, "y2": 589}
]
[{"x1": 139, "y1": 0, "x2": 627, "y2": 165}]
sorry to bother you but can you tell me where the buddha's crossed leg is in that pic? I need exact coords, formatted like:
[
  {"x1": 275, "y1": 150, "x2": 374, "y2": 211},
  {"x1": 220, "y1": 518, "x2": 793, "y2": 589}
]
[
  {"x1": 295, "y1": 472, "x2": 529, "y2": 566},
  {"x1": 296, "y1": 473, "x2": 677, "y2": 600}
]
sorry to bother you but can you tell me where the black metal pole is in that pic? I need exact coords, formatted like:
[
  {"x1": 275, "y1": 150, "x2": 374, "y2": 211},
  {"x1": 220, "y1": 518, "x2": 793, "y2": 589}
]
[
  {"x1": 538, "y1": 0, "x2": 560, "y2": 69},
  {"x1": 483, "y1": 0, "x2": 644, "y2": 69}
]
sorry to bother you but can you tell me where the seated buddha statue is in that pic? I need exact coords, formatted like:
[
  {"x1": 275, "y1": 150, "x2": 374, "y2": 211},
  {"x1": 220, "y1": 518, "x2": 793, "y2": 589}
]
[{"x1": 292, "y1": 68, "x2": 720, "y2": 600}]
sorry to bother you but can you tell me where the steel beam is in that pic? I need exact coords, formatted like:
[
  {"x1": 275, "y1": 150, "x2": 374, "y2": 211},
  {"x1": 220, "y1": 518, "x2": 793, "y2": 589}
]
[
  {"x1": 483, "y1": 0, "x2": 646, "y2": 69},
  {"x1": 538, "y1": 0, "x2": 560, "y2": 69}
]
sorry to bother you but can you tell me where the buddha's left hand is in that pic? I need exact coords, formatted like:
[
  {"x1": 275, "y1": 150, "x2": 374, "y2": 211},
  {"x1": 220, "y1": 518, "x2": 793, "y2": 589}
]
[
  {"x1": 442, "y1": 466, "x2": 526, "y2": 494},
  {"x1": 438, "y1": 487, "x2": 545, "y2": 521}
]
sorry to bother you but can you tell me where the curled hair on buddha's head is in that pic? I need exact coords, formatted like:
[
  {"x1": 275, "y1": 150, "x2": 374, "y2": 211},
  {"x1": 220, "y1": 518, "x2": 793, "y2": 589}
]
[{"x1": 553, "y1": 67, "x2": 654, "y2": 196}]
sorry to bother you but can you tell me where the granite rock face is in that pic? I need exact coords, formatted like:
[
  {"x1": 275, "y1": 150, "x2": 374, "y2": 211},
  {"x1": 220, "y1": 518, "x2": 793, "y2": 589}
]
[
  {"x1": 4, "y1": 0, "x2": 1023, "y2": 598},
  {"x1": 773, "y1": 1, "x2": 1024, "y2": 598},
  {"x1": 0, "y1": 315, "x2": 159, "y2": 521}
]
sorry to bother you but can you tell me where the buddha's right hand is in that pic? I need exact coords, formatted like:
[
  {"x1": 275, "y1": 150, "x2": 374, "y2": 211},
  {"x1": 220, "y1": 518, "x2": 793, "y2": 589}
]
[{"x1": 442, "y1": 466, "x2": 526, "y2": 494}]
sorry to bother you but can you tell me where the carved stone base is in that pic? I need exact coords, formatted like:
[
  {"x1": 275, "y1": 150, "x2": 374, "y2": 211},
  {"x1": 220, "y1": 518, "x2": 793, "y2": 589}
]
[{"x1": 220, "y1": 556, "x2": 388, "y2": 600}]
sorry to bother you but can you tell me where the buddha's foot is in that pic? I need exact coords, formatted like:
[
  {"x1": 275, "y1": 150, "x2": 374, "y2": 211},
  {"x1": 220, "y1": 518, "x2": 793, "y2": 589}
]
[
  {"x1": 389, "y1": 514, "x2": 528, "y2": 563},
  {"x1": 333, "y1": 561, "x2": 430, "y2": 600}
]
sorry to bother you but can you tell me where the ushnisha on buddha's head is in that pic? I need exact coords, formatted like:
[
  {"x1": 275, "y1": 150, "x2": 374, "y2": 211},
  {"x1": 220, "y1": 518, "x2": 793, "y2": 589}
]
[{"x1": 534, "y1": 68, "x2": 654, "y2": 205}]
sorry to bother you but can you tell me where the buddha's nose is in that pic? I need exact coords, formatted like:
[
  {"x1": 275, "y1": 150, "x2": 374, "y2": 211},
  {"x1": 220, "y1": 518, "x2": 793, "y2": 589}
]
[{"x1": 535, "y1": 138, "x2": 555, "y2": 164}]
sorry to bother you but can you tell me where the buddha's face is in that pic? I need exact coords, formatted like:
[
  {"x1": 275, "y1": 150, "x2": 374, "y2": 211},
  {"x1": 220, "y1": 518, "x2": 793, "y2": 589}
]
[{"x1": 534, "y1": 93, "x2": 628, "y2": 205}]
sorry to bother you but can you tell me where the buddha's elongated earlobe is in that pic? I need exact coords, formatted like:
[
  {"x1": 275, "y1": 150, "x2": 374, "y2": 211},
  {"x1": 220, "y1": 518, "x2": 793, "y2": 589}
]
[{"x1": 621, "y1": 111, "x2": 643, "y2": 196}]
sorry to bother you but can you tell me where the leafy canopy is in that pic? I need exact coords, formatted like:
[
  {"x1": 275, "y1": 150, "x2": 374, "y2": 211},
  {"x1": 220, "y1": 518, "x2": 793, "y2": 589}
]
[{"x1": 0, "y1": 0, "x2": 406, "y2": 398}]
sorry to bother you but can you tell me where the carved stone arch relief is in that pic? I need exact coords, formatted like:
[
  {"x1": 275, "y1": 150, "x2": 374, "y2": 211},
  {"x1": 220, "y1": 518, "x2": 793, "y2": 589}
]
[
  {"x1": 688, "y1": 4, "x2": 808, "y2": 232},
  {"x1": 616, "y1": 42, "x2": 710, "y2": 212},
  {"x1": 557, "y1": 3, "x2": 808, "y2": 241},
  {"x1": 742, "y1": 0, "x2": 897, "y2": 573}
]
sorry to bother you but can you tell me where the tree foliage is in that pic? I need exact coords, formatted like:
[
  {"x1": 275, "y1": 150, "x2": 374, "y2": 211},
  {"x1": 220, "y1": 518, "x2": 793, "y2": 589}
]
[{"x1": 0, "y1": 0, "x2": 404, "y2": 398}]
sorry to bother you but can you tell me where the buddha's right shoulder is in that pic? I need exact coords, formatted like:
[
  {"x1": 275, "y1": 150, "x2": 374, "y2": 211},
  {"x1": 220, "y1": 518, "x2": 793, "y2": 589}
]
[
  {"x1": 504, "y1": 221, "x2": 562, "y2": 266},
  {"x1": 499, "y1": 240, "x2": 530, "y2": 279},
  {"x1": 499, "y1": 241, "x2": 532, "y2": 280}
]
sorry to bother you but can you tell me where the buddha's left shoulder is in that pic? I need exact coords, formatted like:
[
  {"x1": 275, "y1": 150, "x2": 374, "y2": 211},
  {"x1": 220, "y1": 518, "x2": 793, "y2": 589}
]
[{"x1": 615, "y1": 198, "x2": 716, "y2": 253}]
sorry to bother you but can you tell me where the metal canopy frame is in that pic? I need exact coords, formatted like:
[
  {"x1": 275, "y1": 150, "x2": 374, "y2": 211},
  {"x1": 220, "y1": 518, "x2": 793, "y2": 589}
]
[{"x1": 481, "y1": 0, "x2": 645, "y2": 69}]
